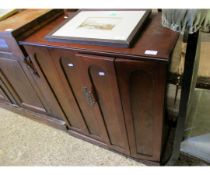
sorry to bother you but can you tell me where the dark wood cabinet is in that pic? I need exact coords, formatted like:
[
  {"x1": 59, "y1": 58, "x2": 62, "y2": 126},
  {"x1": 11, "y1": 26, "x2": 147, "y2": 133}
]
[
  {"x1": 0, "y1": 9, "x2": 69, "y2": 129},
  {"x1": 21, "y1": 41, "x2": 170, "y2": 161},
  {"x1": 0, "y1": 11, "x2": 179, "y2": 165},
  {"x1": 0, "y1": 54, "x2": 45, "y2": 112}
]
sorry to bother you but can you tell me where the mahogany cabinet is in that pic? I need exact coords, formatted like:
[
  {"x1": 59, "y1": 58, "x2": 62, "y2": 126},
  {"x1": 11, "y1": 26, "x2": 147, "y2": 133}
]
[
  {"x1": 22, "y1": 42, "x2": 169, "y2": 162},
  {"x1": 0, "y1": 53, "x2": 45, "y2": 111},
  {"x1": 0, "y1": 10, "x2": 69, "y2": 128},
  {"x1": 18, "y1": 11, "x2": 178, "y2": 164}
]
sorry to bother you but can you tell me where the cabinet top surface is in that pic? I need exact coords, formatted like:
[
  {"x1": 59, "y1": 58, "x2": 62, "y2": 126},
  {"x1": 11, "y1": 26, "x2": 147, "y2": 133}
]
[
  {"x1": 0, "y1": 9, "x2": 51, "y2": 33},
  {"x1": 20, "y1": 11, "x2": 179, "y2": 61}
]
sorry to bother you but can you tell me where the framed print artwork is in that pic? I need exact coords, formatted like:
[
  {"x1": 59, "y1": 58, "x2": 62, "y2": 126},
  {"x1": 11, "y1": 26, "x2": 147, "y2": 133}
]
[{"x1": 46, "y1": 10, "x2": 151, "y2": 48}]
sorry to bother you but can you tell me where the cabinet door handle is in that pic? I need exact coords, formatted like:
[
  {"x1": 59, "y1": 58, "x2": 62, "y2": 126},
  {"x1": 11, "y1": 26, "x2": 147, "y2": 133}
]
[
  {"x1": 24, "y1": 56, "x2": 40, "y2": 77},
  {"x1": 82, "y1": 86, "x2": 97, "y2": 106}
]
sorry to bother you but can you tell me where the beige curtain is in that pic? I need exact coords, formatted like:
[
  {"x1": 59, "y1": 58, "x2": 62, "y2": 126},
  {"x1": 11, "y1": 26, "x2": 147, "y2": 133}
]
[{"x1": 162, "y1": 9, "x2": 210, "y2": 34}]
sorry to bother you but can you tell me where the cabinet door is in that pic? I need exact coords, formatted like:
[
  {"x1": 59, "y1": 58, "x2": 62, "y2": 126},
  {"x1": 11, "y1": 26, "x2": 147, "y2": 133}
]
[
  {"x1": 26, "y1": 47, "x2": 88, "y2": 134},
  {"x1": 59, "y1": 52, "x2": 129, "y2": 152},
  {"x1": 0, "y1": 54, "x2": 45, "y2": 112},
  {"x1": 115, "y1": 58, "x2": 167, "y2": 161},
  {"x1": 23, "y1": 46, "x2": 69, "y2": 123},
  {"x1": 49, "y1": 49, "x2": 109, "y2": 144}
]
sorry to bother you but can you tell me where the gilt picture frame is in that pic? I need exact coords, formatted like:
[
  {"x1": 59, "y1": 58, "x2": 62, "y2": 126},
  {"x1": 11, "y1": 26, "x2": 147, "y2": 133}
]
[{"x1": 45, "y1": 9, "x2": 151, "y2": 48}]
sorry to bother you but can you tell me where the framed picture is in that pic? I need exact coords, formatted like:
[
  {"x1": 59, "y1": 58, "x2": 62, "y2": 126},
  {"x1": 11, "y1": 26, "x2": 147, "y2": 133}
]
[{"x1": 46, "y1": 10, "x2": 151, "y2": 48}]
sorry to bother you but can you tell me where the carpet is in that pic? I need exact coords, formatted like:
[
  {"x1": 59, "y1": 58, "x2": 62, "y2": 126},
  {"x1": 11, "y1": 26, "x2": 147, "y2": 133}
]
[{"x1": 0, "y1": 108, "x2": 144, "y2": 166}]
